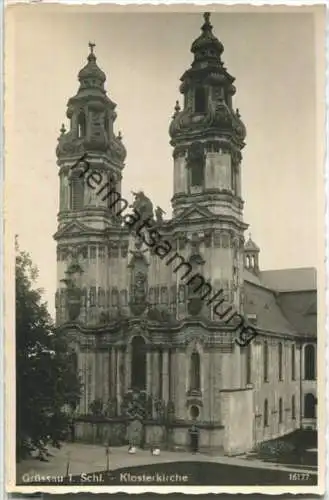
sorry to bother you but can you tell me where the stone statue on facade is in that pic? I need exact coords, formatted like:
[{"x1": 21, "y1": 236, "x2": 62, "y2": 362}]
[
  {"x1": 130, "y1": 191, "x2": 154, "y2": 223},
  {"x1": 155, "y1": 206, "x2": 165, "y2": 224}
]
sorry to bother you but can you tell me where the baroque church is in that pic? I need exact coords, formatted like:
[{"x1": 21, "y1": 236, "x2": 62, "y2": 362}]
[{"x1": 54, "y1": 13, "x2": 317, "y2": 453}]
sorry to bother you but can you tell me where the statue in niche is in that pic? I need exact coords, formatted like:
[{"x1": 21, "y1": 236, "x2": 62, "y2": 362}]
[
  {"x1": 130, "y1": 270, "x2": 148, "y2": 316},
  {"x1": 134, "y1": 272, "x2": 147, "y2": 300},
  {"x1": 60, "y1": 260, "x2": 83, "y2": 321}
]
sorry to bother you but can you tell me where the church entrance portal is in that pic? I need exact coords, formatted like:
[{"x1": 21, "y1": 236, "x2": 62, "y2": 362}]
[
  {"x1": 131, "y1": 336, "x2": 146, "y2": 390},
  {"x1": 189, "y1": 424, "x2": 199, "y2": 454},
  {"x1": 127, "y1": 419, "x2": 144, "y2": 448}
]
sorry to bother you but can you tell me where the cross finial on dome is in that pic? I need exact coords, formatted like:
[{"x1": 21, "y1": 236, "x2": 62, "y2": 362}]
[
  {"x1": 202, "y1": 12, "x2": 213, "y2": 33},
  {"x1": 88, "y1": 41, "x2": 96, "y2": 54}
]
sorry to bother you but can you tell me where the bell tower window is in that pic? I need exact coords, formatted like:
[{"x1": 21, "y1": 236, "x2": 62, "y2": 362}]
[
  {"x1": 191, "y1": 163, "x2": 204, "y2": 187},
  {"x1": 70, "y1": 172, "x2": 84, "y2": 210},
  {"x1": 186, "y1": 142, "x2": 205, "y2": 191},
  {"x1": 194, "y1": 87, "x2": 207, "y2": 113},
  {"x1": 77, "y1": 111, "x2": 86, "y2": 138}
]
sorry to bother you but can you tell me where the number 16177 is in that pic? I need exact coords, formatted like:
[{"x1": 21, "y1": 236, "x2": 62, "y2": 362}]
[{"x1": 289, "y1": 473, "x2": 310, "y2": 481}]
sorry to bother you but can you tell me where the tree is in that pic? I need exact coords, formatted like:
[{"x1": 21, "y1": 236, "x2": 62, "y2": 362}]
[{"x1": 15, "y1": 238, "x2": 81, "y2": 460}]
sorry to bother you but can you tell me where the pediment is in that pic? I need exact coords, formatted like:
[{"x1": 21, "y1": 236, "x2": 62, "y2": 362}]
[
  {"x1": 53, "y1": 220, "x2": 101, "y2": 240},
  {"x1": 175, "y1": 204, "x2": 214, "y2": 223}
]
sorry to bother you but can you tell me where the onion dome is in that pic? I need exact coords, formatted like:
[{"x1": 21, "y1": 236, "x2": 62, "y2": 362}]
[
  {"x1": 191, "y1": 12, "x2": 224, "y2": 63},
  {"x1": 78, "y1": 42, "x2": 106, "y2": 90}
]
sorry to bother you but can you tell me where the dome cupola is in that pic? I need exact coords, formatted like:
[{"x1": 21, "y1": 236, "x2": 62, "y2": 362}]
[
  {"x1": 191, "y1": 12, "x2": 224, "y2": 67},
  {"x1": 78, "y1": 42, "x2": 106, "y2": 91}
]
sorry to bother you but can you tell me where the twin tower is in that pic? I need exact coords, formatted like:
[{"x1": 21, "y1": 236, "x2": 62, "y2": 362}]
[{"x1": 54, "y1": 12, "x2": 248, "y2": 331}]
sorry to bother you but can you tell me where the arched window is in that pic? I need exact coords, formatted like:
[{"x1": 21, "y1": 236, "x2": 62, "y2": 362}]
[
  {"x1": 131, "y1": 336, "x2": 146, "y2": 390},
  {"x1": 304, "y1": 393, "x2": 316, "y2": 419},
  {"x1": 89, "y1": 246, "x2": 96, "y2": 259},
  {"x1": 187, "y1": 142, "x2": 205, "y2": 189},
  {"x1": 279, "y1": 398, "x2": 283, "y2": 424},
  {"x1": 263, "y1": 341, "x2": 269, "y2": 382},
  {"x1": 106, "y1": 290, "x2": 111, "y2": 308},
  {"x1": 98, "y1": 287, "x2": 105, "y2": 307},
  {"x1": 148, "y1": 287, "x2": 155, "y2": 305},
  {"x1": 81, "y1": 287, "x2": 87, "y2": 308},
  {"x1": 190, "y1": 351, "x2": 201, "y2": 391},
  {"x1": 171, "y1": 285, "x2": 177, "y2": 304},
  {"x1": 292, "y1": 395, "x2": 296, "y2": 420},
  {"x1": 98, "y1": 246, "x2": 105, "y2": 260},
  {"x1": 70, "y1": 172, "x2": 84, "y2": 210},
  {"x1": 161, "y1": 286, "x2": 169, "y2": 304},
  {"x1": 194, "y1": 87, "x2": 207, "y2": 113},
  {"x1": 291, "y1": 344, "x2": 296, "y2": 380},
  {"x1": 278, "y1": 342, "x2": 283, "y2": 381},
  {"x1": 264, "y1": 399, "x2": 269, "y2": 427},
  {"x1": 190, "y1": 164, "x2": 204, "y2": 188},
  {"x1": 89, "y1": 287, "x2": 96, "y2": 307},
  {"x1": 246, "y1": 342, "x2": 252, "y2": 385},
  {"x1": 111, "y1": 287, "x2": 119, "y2": 307},
  {"x1": 77, "y1": 111, "x2": 86, "y2": 138},
  {"x1": 120, "y1": 289, "x2": 128, "y2": 307},
  {"x1": 305, "y1": 344, "x2": 315, "y2": 380}
]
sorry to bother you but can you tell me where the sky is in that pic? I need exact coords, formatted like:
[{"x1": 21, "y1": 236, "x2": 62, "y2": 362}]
[{"x1": 6, "y1": 5, "x2": 322, "y2": 317}]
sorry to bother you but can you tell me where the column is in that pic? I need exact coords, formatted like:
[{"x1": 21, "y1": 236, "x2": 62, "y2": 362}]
[
  {"x1": 146, "y1": 349, "x2": 152, "y2": 395},
  {"x1": 111, "y1": 347, "x2": 116, "y2": 399},
  {"x1": 90, "y1": 351, "x2": 96, "y2": 405},
  {"x1": 103, "y1": 351, "x2": 109, "y2": 403},
  {"x1": 124, "y1": 344, "x2": 131, "y2": 392},
  {"x1": 116, "y1": 348, "x2": 122, "y2": 413},
  {"x1": 78, "y1": 350, "x2": 85, "y2": 415},
  {"x1": 175, "y1": 350, "x2": 186, "y2": 419},
  {"x1": 95, "y1": 350, "x2": 103, "y2": 400},
  {"x1": 152, "y1": 351, "x2": 160, "y2": 399},
  {"x1": 170, "y1": 349, "x2": 176, "y2": 403},
  {"x1": 162, "y1": 349, "x2": 169, "y2": 403}
]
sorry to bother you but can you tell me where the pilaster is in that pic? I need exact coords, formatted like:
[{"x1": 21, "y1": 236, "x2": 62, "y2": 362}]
[{"x1": 162, "y1": 349, "x2": 169, "y2": 403}]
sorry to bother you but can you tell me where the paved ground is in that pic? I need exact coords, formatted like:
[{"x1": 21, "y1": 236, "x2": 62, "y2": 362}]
[{"x1": 16, "y1": 442, "x2": 317, "y2": 484}]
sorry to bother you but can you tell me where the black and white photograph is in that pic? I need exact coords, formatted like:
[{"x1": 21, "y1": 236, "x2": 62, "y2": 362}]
[{"x1": 5, "y1": 3, "x2": 325, "y2": 494}]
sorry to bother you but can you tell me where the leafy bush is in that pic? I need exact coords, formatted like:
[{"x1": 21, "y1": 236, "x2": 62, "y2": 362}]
[
  {"x1": 255, "y1": 439, "x2": 295, "y2": 459},
  {"x1": 89, "y1": 398, "x2": 104, "y2": 416}
]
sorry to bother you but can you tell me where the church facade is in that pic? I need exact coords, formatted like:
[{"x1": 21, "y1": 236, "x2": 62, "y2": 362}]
[{"x1": 54, "y1": 14, "x2": 317, "y2": 454}]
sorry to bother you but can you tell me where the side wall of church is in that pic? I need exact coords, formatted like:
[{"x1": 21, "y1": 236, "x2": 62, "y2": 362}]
[{"x1": 251, "y1": 338, "x2": 301, "y2": 444}]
